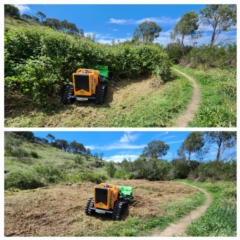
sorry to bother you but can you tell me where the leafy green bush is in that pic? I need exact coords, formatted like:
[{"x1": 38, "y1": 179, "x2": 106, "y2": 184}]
[
  {"x1": 30, "y1": 151, "x2": 39, "y2": 158},
  {"x1": 80, "y1": 171, "x2": 107, "y2": 183},
  {"x1": 188, "y1": 160, "x2": 236, "y2": 181},
  {"x1": 74, "y1": 155, "x2": 83, "y2": 164},
  {"x1": 5, "y1": 27, "x2": 172, "y2": 104},
  {"x1": 10, "y1": 147, "x2": 29, "y2": 159},
  {"x1": 106, "y1": 161, "x2": 117, "y2": 178},
  {"x1": 4, "y1": 170, "x2": 44, "y2": 190},
  {"x1": 180, "y1": 44, "x2": 236, "y2": 69},
  {"x1": 34, "y1": 164, "x2": 64, "y2": 183},
  {"x1": 114, "y1": 170, "x2": 130, "y2": 179},
  {"x1": 166, "y1": 43, "x2": 192, "y2": 64}
]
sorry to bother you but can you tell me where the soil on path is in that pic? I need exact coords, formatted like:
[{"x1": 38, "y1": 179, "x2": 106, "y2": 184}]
[
  {"x1": 171, "y1": 68, "x2": 200, "y2": 127},
  {"x1": 152, "y1": 183, "x2": 212, "y2": 237}
]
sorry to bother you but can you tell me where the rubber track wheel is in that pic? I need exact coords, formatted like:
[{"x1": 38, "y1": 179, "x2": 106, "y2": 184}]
[
  {"x1": 112, "y1": 200, "x2": 120, "y2": 220},
  {"x1": 85, "y1": 198, "x2": 92, "y2": 215},
  {"x1": 96, "y1": 85, "x2": 107, "y2": 104},
  {"x1": 62, "y1": 84, "x2": 74, "y2": 104},
  {"x1": 87, "y1": 198, "x2": 94, "y2": 215}
]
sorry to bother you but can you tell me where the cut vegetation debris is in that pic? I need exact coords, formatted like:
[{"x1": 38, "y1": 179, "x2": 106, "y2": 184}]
[{"x1": 4, "y1": 180, "x2": 201, "y2": 237}]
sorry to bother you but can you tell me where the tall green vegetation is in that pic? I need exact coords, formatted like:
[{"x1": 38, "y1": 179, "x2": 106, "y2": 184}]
[
  {"x1": 5, "y1": 26, "x2": 172, "y2": 104},
  {"x1": 117, "y1": 131, "x2": 236, "y2": 181},
  {"x1": 106, "y1": 161, "x2": 117, "y2": 178}
]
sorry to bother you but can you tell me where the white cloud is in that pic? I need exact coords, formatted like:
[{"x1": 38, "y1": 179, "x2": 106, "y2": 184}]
[
  {"x1": 85, "y1": 142, "x2": 146, "y2": 151},
  {"x1": 14, "y1": 4, "x2": 31, "y2": 14},
  {"x1": 154, "y1": 30, "x2": 172, "y2": 46},
  {"x1": 109, "y1": 18, "x2": 133, "y2": 25},
  {"x1": 109, "y1": 17, "x2": 179, "y2": 26},
  {"x1": 104, "y1": 154, "x2": 139, "y2": 163},
  {"x1": 97, "y1": 39, "x2": 112, "y2": 45},
  {"x1": 136, "y1": 17, "x2": 179, "y2": 25},
  {"x1": 97, "y1": 37, "x2": 131, "y2": 45},
  {"x1": 119, "y1": 132, "x2": 139, "y2": 143}
]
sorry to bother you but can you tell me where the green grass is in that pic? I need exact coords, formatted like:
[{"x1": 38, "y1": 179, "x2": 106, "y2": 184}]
[
  {"x1": 4, "y1": 17, "x2": 41, "y2": 30},
  {"x1": 178, "y1": 180, "x2": 236, "y2": 237},
  {"x1": 174, "y1": 65, "x2": 236, "y2": 127},
  {"x1": 112, "y1": 74, "x2": 193, "y2": 127}
]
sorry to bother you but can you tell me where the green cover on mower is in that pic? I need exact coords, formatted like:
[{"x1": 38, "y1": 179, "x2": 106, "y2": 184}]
[
  {"x1": 118, "y1": 186, "x2": 133, "y2": 202},
  {"x1": 90, "y1": 64, "x2": 109, "y2": 78}
]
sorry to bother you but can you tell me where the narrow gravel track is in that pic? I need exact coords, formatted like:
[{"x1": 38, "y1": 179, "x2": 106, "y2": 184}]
[
  {"x1": 172, "y1": 68, "x2": 200, "y2": 127},
  {"x1": 152, "y1": 183, "x2": 212, "y2": 237}
]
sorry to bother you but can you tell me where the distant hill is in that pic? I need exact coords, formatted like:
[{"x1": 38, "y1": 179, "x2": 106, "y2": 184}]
[{"x1": 4, "y1": 132, "x2": 109, "y2": 186}]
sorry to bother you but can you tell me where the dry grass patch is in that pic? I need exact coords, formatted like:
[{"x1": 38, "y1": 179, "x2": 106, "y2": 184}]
[{"x1": 5, "y1": 180, "x2": 197, "y2": 236}]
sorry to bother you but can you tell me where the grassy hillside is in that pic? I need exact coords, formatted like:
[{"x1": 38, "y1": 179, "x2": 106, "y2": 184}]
[
  {"x1": 4, "y1": 132, "x2": 109, "y2": 187},
  {"x1": 5, "y1": 17, "x2": 41, "y2": 30}
]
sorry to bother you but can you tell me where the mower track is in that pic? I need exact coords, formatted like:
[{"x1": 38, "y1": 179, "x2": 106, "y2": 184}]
[
  {"x1": 171, "y1": 68, "x2": 200, "y2": 127},
  {"x1": 152, "y1": 182, "x2": 211, "y2": 237}
]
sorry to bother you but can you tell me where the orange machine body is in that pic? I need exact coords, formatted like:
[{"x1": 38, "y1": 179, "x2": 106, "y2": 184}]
[
  {"x1": 72, "y1": 68, "x2": 99, "y2": 97},
  {"x1": 94, "y1": 183, "x2": 119, "y2": 210}
]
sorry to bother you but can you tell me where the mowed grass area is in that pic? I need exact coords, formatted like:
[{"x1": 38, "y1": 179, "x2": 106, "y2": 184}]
[
  {"x1": 178, "y1": 180, "x2": 236, "y2": 237},
  {"x1": 4, "y1": 180, "x2": 204, "y2": 237},
  {"x1": 5, "y1": 73, "x2": 192, "y2": 127},
  {"x1": 174, "y1": 65, "x2": 236, "y2": 127}
]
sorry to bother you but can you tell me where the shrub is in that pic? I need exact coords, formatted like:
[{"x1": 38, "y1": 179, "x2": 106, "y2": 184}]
[
  {"x1": 34, "y1": 164, "x2": 64, "y2": 184},
  {"x1": 114, "y1": 170, "x2": 130, "y2": 179},
  {"x1": 11, "y1": 147, "x2": 29, "y2": 159},
  {"x1": 4, "y1": 170, "x2": 44, "y2": 190},
  {"x1": 74, "y1": 155, "x2": 83, "y2": 164},
  {"x1": 106, "y1": 161, "x2": 117, "y2": 178},
  {"x1": 80, "y1": 171, "x2": 107, "y2": 183},
  {"x1": 30, "y1": 151, "x2": 39, "y2": 158},
  {"x1": 5, "y1": 27, "x2": 172, "y2": 104},
  {"x1": 180, "y1": 44, "x2": 236, "y2": 69},
  {"x1": 188, "y1": 160, "x2": 236, "y2": 181}
]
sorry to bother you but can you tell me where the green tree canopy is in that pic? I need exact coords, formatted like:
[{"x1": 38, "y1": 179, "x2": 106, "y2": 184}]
[
  {"x1": 179, "y1": 132, "x2": 205, "y2": 164},
  {"x1": 141, "y1": 140, "x2": 169, "y2": 159},
  {"x1": 4, "y1": 4, "x2": 20, "y2": 18},
  {"x1": 205, "y1": 132, "x2": 236, "y2": 162},
  {"x1": 106, "y1": 161, "x2": 117, "y2": 178},
  {"x1": 133, "y1": 20, "x2": 162, "y2": 43},
  {"x1": 200, "y1": 4, "x2": 237, "y2": 45},
  {"x1": 46, "y1": 133, "x2": 55, "y2": 143},
  {"x1": 171, "y1": 11, "x2": 199, "y2": 47},
  {"x1": 36, "y1": 11, "x2": 46, "y2": 22}
]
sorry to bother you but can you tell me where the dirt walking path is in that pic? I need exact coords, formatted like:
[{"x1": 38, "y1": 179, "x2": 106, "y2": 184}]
[
  {"x1": 152, "y1": 183, "x2": 212, "y2": 237},
  {"x1": 172, "y1": 68, "x2": 200, "y2": 127}
]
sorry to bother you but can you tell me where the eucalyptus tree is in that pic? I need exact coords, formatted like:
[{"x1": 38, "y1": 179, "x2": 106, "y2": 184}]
[
  {"x1": 200, "y1": 4, "x2": 236, "y2": 45},
  {"x1": 133, "y1": 20, "x2": 162, "y2": 43},
  {"x1": 171, "y1": 11, "x2": 199, "y2": 47}
]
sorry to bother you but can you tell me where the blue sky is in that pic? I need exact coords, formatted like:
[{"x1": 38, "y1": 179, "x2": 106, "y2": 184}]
[
  {"x1": 12, "y1": 3, "x2": 237, "y2": 46},
  {"x1": 32, "y1": 131, "x2": 236, "y2": 163}
]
